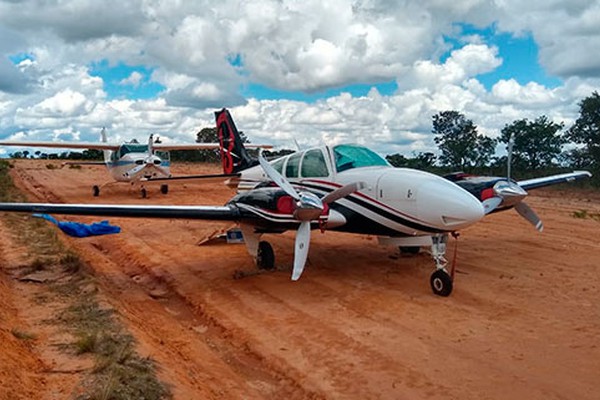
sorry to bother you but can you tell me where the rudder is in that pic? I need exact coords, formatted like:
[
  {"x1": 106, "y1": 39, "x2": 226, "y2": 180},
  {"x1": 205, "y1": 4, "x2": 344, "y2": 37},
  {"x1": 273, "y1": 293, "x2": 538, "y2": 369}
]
[{"x1": 215, "y1": 108, "x2": 258, "y2": 174}]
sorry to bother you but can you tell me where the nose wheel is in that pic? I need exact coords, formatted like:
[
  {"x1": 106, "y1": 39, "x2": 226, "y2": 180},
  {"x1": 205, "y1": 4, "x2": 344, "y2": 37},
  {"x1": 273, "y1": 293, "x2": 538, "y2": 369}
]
[{"x1": 430, "y1": 269, "x2": 453, "y2": 296}]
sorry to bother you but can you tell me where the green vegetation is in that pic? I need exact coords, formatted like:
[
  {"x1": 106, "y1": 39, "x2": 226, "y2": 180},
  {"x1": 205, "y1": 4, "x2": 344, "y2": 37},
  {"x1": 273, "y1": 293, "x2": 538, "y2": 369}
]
[
  {"x1": 572, "y1": 210, "x2": 600, "y2": 221},
  {"x1": 0, "y1": 159, "x2": 170, "y2": 400},
  {"x1": 432, "y1": 110, "x2": 497, "y2": 170},
  {"x1": 11, "y1": 328, "x2": 38, "y2": 341},
  {"x1": 390, "y1": 91, "x2": 600, "y2": 187}
]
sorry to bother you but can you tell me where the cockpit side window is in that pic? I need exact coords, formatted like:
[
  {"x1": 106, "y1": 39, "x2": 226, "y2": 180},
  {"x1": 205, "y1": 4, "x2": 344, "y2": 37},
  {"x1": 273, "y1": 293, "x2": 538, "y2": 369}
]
[
  {"x1": 285, "y1": 153, "x2": 301, "y2": 178},
  {"x1": 301, "y1": 149, "x2": 329, "y2": 177},
  {"x1": 272, "y1": 157, "x2": 285, "y2": 174}
]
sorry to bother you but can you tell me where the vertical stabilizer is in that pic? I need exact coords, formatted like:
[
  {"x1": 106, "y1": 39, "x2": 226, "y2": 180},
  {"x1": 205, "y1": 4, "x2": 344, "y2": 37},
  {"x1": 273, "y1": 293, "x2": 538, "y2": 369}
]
[
  {"x1": 215, "y1": 108, "x2": 258, "y2": 174},
  {"x1": 100, "y1": 127, "x2": 111, "y2": 163}
]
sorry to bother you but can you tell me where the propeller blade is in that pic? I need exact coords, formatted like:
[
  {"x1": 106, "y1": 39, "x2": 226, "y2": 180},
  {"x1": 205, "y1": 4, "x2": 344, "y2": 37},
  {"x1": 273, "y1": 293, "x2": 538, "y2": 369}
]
[
  {"x1": 321, "y1": 181, "x2": 366, "y2": 204},
  {"x1": 291, "y1": 221, "x2": 311, "y2": 281},
  {"x1": 482, "y1": 197, "x2": 503, "y2": 214},
  {"x1": 258, "y1": 151, "x2": 300, "y2": 200},
  {"x1": 148, "y1": 134, "x2": 155, "y2": 155},
  {"x1": 125, "y1": 164, "x2": 146, "y2": 178},
  {"x1": 515, "y1": 202, "x2": 543, "y2": 232}
]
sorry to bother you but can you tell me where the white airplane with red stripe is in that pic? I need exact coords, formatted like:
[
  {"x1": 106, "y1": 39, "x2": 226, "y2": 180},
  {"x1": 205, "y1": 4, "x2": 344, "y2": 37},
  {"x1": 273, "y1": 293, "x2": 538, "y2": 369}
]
[{"x1": 0, "y1": 109, "x2": 591, "y2": 296}]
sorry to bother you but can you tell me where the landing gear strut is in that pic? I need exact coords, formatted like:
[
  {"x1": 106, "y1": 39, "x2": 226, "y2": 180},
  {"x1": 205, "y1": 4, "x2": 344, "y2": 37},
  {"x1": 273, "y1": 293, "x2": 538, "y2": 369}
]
[{"x1": 429, "y1": 234, "x2": 453, "y2": 296}]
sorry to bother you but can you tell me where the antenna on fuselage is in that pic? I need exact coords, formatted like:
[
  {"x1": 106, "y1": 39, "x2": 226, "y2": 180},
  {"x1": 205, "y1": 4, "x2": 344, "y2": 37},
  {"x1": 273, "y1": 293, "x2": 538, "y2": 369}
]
[{"x1": 506, "y1": 134, "x2": 514, "y2": 180}]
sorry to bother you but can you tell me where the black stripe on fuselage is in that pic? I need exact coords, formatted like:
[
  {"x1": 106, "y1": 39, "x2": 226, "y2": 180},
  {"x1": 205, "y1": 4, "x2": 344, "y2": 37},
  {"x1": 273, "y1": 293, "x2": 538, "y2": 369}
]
[{"x1": 297, "y1": 181, "x2": 444, "y2": 234}]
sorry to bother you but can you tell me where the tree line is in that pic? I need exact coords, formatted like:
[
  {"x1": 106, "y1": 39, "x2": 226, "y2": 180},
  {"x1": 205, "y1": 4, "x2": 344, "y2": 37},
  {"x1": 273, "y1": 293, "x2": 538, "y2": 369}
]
[
  {"x1": 386, "y1": 91, "x2": 600, "y2": 185},
  {"x1": 8, "y1": 92, "x2": 600, "y2": 185}
]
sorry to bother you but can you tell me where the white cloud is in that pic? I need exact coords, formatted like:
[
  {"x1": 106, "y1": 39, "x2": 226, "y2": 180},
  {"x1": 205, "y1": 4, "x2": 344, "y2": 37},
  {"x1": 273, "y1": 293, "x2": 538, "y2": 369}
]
[
  {"x1": 0, "y1": 0, "x2": 599, "y2": 160},
  {"x1": 397, "y1": 44, "x2": 502, "y2": 91},
  {"x1": 119, "y1": 71, "x2": 143, "y2": 87}
]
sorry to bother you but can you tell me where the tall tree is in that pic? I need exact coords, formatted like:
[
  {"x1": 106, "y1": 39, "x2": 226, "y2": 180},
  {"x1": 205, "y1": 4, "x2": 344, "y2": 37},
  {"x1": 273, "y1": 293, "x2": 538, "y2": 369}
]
[
  {"x1": 568, "y1": 91, "x2": 600, "y2": 171},
  {"x1": 386, "y1": 152, "x2": 437, "y2": 170},
  {"x1": 432, "y1": 111, "x2": 496, "y2": 170},
  {"x1": 500, "y1": 116, "x2": 566, "y2": 170}
]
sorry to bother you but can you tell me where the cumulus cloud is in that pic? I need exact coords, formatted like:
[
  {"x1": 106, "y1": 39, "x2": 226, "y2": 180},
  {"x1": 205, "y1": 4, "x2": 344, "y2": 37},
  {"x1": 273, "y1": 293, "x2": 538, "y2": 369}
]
[
  {"x1": 0, "y1": 0, "x2": 599, "y2": 159},
  {"x1": 119, "y1": 71, "x2": 143, "y2": 87}
]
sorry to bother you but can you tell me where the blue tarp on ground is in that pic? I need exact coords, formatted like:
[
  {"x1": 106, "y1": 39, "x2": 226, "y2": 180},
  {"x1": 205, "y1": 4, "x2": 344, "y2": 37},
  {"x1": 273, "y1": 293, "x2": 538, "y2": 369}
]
[{"x1": 33, "y1": 214, "x2": 121, "y2": 238}]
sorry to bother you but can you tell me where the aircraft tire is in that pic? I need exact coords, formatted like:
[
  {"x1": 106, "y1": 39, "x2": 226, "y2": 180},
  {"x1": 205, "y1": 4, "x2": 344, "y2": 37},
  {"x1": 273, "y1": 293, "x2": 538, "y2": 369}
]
[
  {"x1": 160, "y1": 184, "x2": 169, "y2": 194},
  {"x1": 92, "y1": 185, "x2": 100, "y2": 197},
  {"x1": 430, "y1": 269, "x2": 453, "y2": 297},
  {"x1": 257, "y1": 241, "x2": 275, "y2": 270},
  {"x1": 141, "y1": 188, "x2": 147, "y2": 199}
]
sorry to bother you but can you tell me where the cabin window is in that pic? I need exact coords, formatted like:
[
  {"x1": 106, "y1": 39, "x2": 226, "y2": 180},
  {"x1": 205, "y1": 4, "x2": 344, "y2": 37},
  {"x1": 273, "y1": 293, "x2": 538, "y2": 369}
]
[
  {"x1": 285, "y1": 153, "x2": 301, "y2": 178},
  {"x1": 301, "y1": 149, "x2": 329, "y2": 177},
  {"x1": 155, "y1": 150, "x2": 170, "y2": 161}
]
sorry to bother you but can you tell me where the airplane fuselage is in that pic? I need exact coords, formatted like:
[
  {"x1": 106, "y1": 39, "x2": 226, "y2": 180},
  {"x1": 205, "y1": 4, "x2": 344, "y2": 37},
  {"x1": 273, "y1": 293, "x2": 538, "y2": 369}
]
[
  {"x1": 235, "y1": 144, "x2": 485, "y2": 237},
  {"x1": 105, "y1": 145, "x2": 171, "y2": 182}
]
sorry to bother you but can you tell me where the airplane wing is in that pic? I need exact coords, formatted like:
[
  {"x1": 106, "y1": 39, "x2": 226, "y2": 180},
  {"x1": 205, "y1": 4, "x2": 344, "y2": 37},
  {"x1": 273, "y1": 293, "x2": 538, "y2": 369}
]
[
  {"x1": 153, "y1": 143, "x2": 273, "y2": 151},
  {"x1": 0, "y1": 140, "x2": 119, "y2": 150},
  {"x1": 518, "y1": 171, "x2": 592, "y2": 191},
  {"x1": 62, "y1": 161, "x2": 106, "y2": 166},
  {"x1": 0, "y1": 203, "x2": 240, "y2": 220}
]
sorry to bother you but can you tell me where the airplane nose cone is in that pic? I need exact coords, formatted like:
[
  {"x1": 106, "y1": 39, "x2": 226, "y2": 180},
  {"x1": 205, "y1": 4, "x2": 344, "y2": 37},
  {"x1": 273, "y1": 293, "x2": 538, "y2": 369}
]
[{"x1": 418, "y1": 180, "x2": 484, "y2": 230}]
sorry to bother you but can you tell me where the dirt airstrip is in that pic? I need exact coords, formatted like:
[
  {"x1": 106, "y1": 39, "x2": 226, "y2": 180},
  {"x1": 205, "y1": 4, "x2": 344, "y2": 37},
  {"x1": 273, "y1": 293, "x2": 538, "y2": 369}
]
[{"x1": 1, "y1": 159, "x2": 599, "y2": 399}]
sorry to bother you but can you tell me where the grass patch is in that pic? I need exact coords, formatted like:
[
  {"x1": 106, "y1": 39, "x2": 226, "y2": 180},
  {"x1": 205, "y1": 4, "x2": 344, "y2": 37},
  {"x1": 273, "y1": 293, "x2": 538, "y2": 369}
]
[
  {"x1": 11, "y1": 328, "x2": 37, "y2": 341},
  {"x1": 572, "y1": 209, "x2": 600, "y2": 221},
  {"x1": 59, "y1": 298, "x2": 170, "y2": 400},
  {"x1": 0, "y1": 159, "x2": 171, "y2": 399}
]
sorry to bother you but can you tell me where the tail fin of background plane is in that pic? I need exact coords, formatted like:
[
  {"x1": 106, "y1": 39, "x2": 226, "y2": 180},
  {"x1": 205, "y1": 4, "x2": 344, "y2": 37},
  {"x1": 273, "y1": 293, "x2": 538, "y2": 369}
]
[
  {"x1": 215, "y1": 108, "x2": 258, "y2": 174},
  {"x1": 100, "y1": 127, "x2": 111, "y2": 164}
]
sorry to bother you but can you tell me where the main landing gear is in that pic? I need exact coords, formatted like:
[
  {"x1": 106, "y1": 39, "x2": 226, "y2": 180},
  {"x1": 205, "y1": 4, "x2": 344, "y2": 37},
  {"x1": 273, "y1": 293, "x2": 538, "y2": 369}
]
[
  {"x1": 256, "y1": 241, "x2": 275, "y2": 270},
  {"x1": 429, "y1": 234, "x2": 453, "y2": 297}
]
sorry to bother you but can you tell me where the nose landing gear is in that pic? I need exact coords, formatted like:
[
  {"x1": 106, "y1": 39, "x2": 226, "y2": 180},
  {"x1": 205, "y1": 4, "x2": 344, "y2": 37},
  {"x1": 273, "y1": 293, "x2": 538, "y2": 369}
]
[{"x1": 429, "y1": 233, "x2": 454, "y2": 297}]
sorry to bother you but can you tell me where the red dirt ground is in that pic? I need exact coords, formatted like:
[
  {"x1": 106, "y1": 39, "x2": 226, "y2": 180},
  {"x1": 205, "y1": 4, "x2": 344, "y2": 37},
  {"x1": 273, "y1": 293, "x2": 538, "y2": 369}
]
[{"x1": 1, "y1": 159, "x2": 599, "y2": 399}]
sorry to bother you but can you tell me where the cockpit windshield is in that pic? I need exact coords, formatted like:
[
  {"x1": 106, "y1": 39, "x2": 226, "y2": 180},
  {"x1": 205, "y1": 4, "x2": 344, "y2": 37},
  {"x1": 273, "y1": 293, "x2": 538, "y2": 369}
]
[
  {"x1": 120, "y1": 144, "x2": 148, "y2": 156},
  {"x1": 333, "y1": 144, "x2": 389, "y2": 172}
]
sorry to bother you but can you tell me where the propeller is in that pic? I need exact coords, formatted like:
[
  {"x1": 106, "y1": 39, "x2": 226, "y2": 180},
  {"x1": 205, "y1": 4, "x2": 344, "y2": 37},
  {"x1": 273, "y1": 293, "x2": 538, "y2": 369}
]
[
  {"x1": 482, "y1": 136, "x2": 543, "y2": 231},
  {"x1": 258, "y1": 152, "x2": 365, "y2": 280},
  {"x1": 515, "y1": 202, "x2": 543, "y2": 232}
]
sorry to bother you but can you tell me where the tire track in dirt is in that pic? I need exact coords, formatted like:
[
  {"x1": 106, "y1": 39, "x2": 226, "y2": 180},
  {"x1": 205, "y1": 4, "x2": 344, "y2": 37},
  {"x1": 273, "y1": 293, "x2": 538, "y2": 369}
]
[
  {"x1": 70, "y1": 233, "x2": 325, "y2": 399},
  {"x1": 6, "y1": 160, "x2": 600, "y2": 399}
]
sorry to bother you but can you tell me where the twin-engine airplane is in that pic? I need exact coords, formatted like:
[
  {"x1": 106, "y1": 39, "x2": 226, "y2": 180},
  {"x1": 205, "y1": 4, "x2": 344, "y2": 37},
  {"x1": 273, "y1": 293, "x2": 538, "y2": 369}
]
[
  {"x1": 0, "y1": 109, "x2": 591, "y2": 296},
  {"x1": 0, "y1": 128, "x2": 271, "y2": 197}
]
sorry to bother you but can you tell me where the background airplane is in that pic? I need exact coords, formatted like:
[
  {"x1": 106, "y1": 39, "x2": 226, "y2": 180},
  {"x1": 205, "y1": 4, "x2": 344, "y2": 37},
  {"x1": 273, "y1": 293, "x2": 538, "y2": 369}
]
[
  {"x1": 0, "y1": 109, "x2": 592, "y2": 296},
  {"x1": 0, "y1": 127, "x2": 271, "y2": 197}
]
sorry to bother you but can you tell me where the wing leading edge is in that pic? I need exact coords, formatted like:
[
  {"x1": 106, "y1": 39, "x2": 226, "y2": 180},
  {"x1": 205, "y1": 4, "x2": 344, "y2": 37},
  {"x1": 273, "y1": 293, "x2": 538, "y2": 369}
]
[
  {"x1": 0, "y1": 141, "x2": 120, "y2": 150},
  {"x1": 0, "y1": 203, "x2": 240, "y2": 220},
  {"x1": 518, "y1": 171, "x2": 592, "y2": 191}
]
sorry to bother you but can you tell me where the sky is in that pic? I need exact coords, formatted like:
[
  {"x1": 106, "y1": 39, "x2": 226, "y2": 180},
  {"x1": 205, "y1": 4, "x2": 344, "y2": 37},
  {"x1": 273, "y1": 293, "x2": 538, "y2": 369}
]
[{"x1": 1, "y1": 0, "x2": 600, "y2": 158}]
